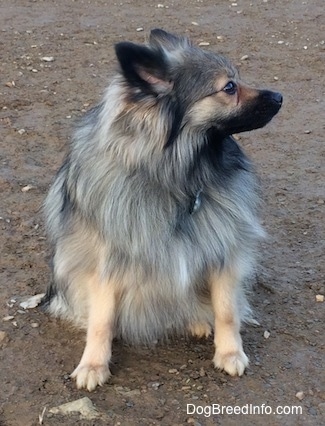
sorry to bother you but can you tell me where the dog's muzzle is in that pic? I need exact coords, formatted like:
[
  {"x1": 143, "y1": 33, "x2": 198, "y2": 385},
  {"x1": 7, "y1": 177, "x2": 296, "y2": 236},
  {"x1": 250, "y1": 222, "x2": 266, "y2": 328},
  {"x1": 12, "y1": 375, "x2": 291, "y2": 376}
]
[{"x1": 261, "y1": 90, "x2": 283, "y2": 112}]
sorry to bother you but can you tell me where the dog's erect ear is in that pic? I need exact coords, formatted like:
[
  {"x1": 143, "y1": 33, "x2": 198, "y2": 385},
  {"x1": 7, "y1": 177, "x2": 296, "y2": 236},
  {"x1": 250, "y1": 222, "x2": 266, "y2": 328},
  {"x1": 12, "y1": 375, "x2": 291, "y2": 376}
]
[
  {"x1": 149, "y1": 28, "x2": 191, "y2": 51},
  {"x1": 115, "y1": 42, "x2": 173, "y2": 96}
]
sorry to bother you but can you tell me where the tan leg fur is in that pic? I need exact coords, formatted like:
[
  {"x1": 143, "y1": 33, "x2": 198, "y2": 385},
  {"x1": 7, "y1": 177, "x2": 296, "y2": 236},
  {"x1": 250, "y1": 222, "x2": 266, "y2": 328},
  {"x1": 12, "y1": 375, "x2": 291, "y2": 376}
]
[
  {"x1": 70, "y1": 274, "x2": 116, "y2": 391},
  {"x1": 189, "y1": 322, "x2": 212, "y2": 339},
  {"x1": 210, "y1": 269, "x2": 249, "y2": 376}
]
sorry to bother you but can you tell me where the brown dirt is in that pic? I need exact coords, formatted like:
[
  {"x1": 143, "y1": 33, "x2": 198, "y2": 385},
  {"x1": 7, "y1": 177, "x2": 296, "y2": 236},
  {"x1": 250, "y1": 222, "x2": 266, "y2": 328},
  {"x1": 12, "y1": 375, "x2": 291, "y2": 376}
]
[{"x1": 0, "y1": 1, "x2": 324, "y2": 425}]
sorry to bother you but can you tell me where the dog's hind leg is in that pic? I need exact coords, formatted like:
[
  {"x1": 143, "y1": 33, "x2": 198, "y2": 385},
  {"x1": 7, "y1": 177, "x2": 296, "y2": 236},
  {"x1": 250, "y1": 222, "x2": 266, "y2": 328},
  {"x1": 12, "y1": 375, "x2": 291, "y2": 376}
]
[
  {"x1": 188, "y1": 322, "x2": 212, "y2": 339},
  {"x1": 209, "y1": 269, "x2": 249, "y2": 376},
  {"x1": 71, "y1": 274, "x2": 116, "y2": 391}
]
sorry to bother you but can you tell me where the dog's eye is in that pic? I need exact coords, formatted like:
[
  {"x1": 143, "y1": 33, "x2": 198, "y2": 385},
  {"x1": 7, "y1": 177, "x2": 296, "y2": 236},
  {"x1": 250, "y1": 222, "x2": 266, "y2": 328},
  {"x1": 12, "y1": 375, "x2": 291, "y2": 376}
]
[{"x1": 223, "y1": 81, "x2": 237, "y2": 95}]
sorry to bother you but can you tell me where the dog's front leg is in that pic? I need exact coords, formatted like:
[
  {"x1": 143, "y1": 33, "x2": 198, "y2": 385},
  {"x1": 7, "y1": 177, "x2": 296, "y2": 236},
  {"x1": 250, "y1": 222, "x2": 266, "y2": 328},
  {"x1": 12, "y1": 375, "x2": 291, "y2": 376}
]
[
  {"x1": 210, "y1": 269, "x2": 248, "y2": 376},
  {"x1": 71, "y1": 275, "x2": 116, "y2": 391}
]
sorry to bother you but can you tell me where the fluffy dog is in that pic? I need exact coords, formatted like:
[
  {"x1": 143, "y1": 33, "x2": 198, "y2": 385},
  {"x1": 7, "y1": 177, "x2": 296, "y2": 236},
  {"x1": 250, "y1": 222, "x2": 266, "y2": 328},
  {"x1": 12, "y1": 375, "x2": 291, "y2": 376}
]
[{"x1": 43, "y1": 29, "x2": 282, "y2": 391}]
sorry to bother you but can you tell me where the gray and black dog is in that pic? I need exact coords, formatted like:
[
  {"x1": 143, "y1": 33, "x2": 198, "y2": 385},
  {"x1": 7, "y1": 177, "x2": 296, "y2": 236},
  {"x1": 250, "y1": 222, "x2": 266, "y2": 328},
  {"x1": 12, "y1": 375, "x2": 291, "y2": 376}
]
[{"x1": 43, "y1": 29, "x2": 282, "y2": 391}]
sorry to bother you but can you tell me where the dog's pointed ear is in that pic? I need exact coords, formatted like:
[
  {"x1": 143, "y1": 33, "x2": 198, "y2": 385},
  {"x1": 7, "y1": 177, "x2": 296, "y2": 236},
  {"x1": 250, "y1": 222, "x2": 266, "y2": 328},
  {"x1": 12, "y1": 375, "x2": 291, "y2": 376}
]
[
  {"x1": 149, "y1": 28, "x2": 191, "y2": 50},
  {"x1": 115, "y1": 42, "x2": 173, "y2": 96}
]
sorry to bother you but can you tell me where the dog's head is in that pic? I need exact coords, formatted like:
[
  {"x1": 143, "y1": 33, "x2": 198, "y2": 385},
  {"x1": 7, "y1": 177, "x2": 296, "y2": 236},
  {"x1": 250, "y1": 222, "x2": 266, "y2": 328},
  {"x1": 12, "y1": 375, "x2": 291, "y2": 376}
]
[{"x1": 115, "y1": 29, "x2": 282, "y2": 143}]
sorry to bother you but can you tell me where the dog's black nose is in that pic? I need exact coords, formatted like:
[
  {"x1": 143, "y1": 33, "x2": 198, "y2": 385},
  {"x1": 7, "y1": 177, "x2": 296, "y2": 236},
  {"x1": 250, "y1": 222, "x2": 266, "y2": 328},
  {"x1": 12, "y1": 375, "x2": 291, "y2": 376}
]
[{"x1": 271, "y1": 91, "x2": 283, "y2": 106}]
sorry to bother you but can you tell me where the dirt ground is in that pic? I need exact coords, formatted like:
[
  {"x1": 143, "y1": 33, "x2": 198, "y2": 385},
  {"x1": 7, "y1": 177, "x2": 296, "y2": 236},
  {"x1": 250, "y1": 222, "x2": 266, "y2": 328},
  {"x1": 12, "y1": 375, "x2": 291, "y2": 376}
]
[{"x1": 0, "y1": 0, "x2": 324, "y2": 425}]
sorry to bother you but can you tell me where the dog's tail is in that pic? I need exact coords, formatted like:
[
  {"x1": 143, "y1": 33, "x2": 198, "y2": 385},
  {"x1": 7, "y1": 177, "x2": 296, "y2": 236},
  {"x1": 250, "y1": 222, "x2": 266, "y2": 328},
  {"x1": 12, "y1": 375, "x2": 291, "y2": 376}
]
[{"x1": 39, "y1": 282, "x2": 57, "y2": 309}]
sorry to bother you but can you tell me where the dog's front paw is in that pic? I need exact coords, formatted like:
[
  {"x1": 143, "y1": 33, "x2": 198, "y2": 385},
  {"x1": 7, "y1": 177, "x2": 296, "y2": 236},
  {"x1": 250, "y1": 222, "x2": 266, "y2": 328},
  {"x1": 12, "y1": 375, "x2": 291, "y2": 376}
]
[
  {"x1": 213, "y1": 350, "x2": 249, "y2": 376},
  {"x1": 71, "y1": 363, "x2": 111, "y2": 391}
]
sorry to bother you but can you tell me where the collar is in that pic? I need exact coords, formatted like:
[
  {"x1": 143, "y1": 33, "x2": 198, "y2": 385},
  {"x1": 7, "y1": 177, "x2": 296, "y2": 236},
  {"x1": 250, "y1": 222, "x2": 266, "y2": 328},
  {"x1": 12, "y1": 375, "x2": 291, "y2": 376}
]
[{"x1": 189, "y1": 188, "x2": 203, "y2": 215}]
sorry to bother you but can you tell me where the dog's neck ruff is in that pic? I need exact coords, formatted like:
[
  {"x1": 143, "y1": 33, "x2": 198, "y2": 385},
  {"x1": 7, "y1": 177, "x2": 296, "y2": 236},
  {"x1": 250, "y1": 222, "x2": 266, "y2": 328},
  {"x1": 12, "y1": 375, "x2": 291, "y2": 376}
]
[{"x1": 189, "y1": 188, "x2": 203, "y2": 214}]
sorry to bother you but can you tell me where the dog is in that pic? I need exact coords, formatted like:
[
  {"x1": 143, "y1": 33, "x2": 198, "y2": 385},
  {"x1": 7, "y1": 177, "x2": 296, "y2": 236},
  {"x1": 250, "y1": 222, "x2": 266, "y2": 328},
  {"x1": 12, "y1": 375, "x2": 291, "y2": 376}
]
[{"x1": 43, "y1": 29, "x2": 282, "y2": 391}]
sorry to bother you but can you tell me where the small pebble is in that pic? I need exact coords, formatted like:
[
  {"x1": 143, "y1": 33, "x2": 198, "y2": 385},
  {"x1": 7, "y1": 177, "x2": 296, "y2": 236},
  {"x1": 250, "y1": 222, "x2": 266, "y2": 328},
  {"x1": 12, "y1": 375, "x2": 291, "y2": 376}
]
[
  {"x1": 31, "y1": 322, "x2": 39, "y2": 328},
  {"x1": 3, "y1": 316, "x2": 15, "y2": 321},
  {"x1": 264, "y1": 330, "x2": 271, "y2": 339},
  {"x1": 169, "y1": 368, "x2": 178, "y2": 374},
  {"x1": 296, "y1": 391, "x2": 305, "y2": 400},
  {"x1": 307, "y1": 407, "x2": 316, "y2": 416},
  {"x1": 304, "y1": 130, "x2": 311, "y2": 134},
  {"x1": 151, "y1": 382, "x2": 161, "y2": 390},
  {"x1": 21, "y1": 184, "x2": 34, "y2": 192},
  {"x1": 188, "y1": 418, "x2": 201, "y2": 426},
  {"x1": 318, "y1": 403, "x2": 325, "y2": 416},
  {"x1": 41, "y1": 56, "x2": 54, "y2": 62},
  {"x1": 199, "y1": 42, "x2": 210, "y2": 46},
  {"x1": 240, "y1": 54, "x2": 249, "y2": 61},
  {"x1": 20, "y1": 293, "x2": 45, "y2": 309},
  {"x1": 18, "y1": 129, "x2": 26, "y2": 135},
  {"x1": 0, "y1": 331, "x2": 8, "y2": 343},
  {"x1": 122, "y1": 389, "x2": 141, "y2": 397},
  {"x1": 182, "y1": 386, "x2": 191, "y2": 391},
  {"x1": 49, "y1": 397, "x2": 99, "y2": 419},
  {"x1": 136, "y1": 27, "x2": 144, "y2": 32},
  {"x1": 316, "y1": 294, "x2": 324, "y2": 302},
  {"x1": 114, "y1": 386, "x2": 126, "y2": 393}
]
